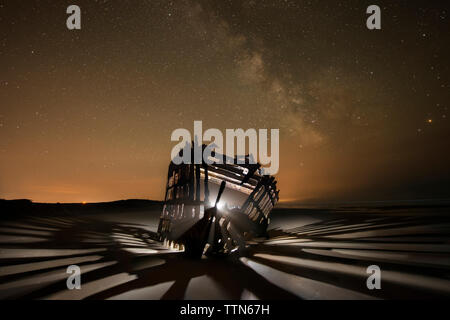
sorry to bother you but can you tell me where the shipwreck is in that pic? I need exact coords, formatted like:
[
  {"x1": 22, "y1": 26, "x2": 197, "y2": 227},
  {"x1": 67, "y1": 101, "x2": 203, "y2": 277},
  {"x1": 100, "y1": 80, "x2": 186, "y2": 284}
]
[{"x1": 157, "y1": 144, "x2": 279, "y2": 258}]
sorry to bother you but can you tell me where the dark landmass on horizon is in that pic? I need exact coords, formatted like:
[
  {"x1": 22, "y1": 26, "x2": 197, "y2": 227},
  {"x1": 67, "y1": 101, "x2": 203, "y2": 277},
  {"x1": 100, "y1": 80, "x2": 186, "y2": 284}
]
[
  {"x1": 2, "y1": 198, "x2": 450, "y2": 220},
  {"x1": 0, "y1": 199, "x2": 163, "y2": 220}
]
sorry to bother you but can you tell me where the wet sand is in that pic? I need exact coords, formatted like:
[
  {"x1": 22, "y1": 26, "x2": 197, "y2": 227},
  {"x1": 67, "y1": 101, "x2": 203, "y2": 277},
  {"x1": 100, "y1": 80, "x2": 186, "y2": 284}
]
[{"x1": 0, "y1": 203, "x2": 449, "y2": 299}]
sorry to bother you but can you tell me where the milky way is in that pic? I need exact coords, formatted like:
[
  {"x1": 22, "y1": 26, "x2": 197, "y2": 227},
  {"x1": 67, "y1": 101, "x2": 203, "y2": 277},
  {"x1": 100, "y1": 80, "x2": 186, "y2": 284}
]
[{"x1": 0, "y1": 0, "x2": 449, "y2": 203}]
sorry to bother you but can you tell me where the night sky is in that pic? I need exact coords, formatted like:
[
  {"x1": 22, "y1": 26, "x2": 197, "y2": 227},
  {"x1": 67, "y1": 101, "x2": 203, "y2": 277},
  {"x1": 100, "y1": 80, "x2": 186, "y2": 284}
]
[{"x1": 0, "y1": 0, "x2": 449, "y2": 204}]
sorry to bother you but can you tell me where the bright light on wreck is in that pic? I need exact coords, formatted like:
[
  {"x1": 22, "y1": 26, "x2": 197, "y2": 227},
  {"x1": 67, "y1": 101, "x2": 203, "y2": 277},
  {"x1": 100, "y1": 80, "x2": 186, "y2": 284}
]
[{"x1": 210, "y1": 200, "x2": 225, "y2": 210}]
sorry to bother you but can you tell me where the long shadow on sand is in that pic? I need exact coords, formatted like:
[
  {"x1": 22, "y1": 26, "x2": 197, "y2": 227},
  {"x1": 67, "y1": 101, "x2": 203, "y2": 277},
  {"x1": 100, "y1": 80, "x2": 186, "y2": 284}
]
[
  {"x1": 0, "y1": 215, "x2": 296, "y2": 300},
  {"x1": 1, "y1": 209, "x2": 450, "y2": 299}
]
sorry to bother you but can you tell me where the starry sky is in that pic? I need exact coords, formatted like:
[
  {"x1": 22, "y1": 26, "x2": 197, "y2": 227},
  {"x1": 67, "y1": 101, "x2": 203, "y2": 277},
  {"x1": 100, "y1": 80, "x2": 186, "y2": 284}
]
[{"x1": 0, "y1": 0, "x2": 449, "y2": 204}]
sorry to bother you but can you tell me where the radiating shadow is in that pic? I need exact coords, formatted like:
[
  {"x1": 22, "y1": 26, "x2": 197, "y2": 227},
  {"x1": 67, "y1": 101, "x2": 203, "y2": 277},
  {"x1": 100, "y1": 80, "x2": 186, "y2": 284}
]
[
  {"x1": 0, "y1": 214, "x2": 296, "y2": 300},
  {"x1": 255, "y1": 209, "x2": 450, "y2": 299},
  {"x1": 1, "y1": 207, "x2": 449, "y2": 300}
]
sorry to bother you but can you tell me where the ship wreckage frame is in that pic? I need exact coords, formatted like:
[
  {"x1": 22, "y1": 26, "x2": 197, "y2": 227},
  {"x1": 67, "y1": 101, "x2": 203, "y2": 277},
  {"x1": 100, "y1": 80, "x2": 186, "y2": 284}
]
[{"x1": 157, "y1": 144, "x2": 279, "y2": 258}]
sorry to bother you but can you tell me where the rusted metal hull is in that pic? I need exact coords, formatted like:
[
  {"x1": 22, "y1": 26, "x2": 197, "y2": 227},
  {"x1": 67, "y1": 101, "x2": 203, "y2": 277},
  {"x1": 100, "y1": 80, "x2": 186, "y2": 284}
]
[{"x1": 157, "y1": 147, "x2": 279, "y2": 257}]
